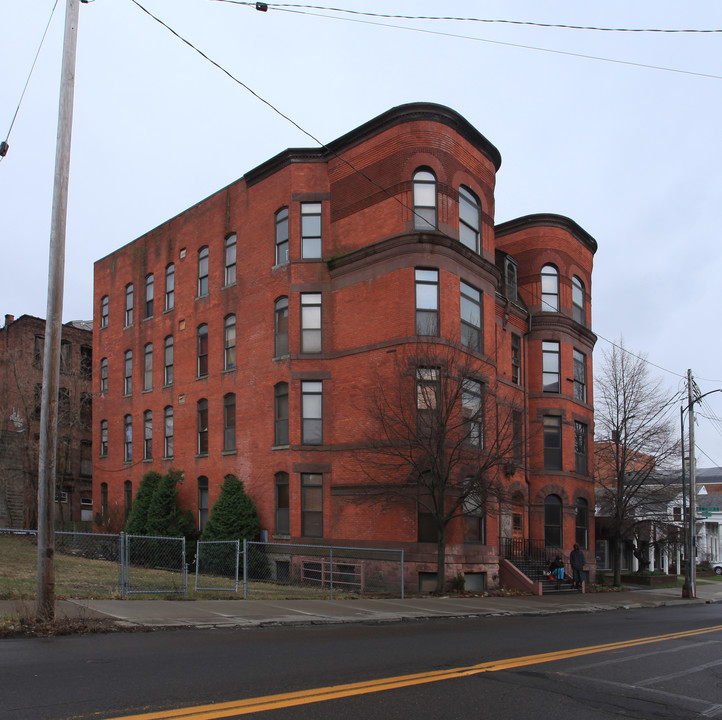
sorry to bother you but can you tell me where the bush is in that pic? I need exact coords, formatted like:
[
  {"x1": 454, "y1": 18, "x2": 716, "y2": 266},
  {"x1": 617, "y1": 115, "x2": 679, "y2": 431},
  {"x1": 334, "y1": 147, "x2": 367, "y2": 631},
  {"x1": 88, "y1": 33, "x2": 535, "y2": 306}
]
[{"x1": 202, "y1": 475, "x2": 260, "y2": 542}]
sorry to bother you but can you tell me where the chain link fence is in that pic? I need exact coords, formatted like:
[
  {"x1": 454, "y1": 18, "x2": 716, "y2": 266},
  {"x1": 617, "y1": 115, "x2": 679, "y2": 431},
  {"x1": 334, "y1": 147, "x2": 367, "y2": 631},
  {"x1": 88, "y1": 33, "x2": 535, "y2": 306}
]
[{"x1": 1, "y1": 529, "x2": 405, "y2": 600}]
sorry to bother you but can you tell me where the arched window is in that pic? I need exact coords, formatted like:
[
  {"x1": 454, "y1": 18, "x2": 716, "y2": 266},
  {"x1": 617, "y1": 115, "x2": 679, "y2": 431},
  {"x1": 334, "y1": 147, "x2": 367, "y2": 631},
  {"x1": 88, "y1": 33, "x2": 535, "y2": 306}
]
[
  {"x1": 100, "y1": 295, "x2": 109, "y2": 328},
  {"x1": 124, "y1": 414, "x2": 133, "y2": 462},
  {"x1": 274, "y1": 382, "x2": 289, "y2": 446},
  {"x1": 413, "y1": 169, "x2": 436, "y2": 230},
  {"x1": 224, "y1": 314, "x2": 236, "y2": 370},
  {"x1": 572, "y1": 275, "x2": 585, "y2": 324},
  {"x1": 198, "y1": 476, "x2": 209, "y2": 531},
  {"x1": 165, "y1": 264, "x2": 175, "y2": 310},
  {"x1": 544, "y1": 494, "x2": 562, "y2": 548},
  {"x1": 458, "y1": 186, "x2": 480, "y2": 252},
  {"x1": 223, "y1": 392, "x2": 236, "y2": 452},
  {"x1": 540, "y1": 265, "x2": 559, "y2": 312},
  {"x1": 198, "y1": 246, "x2": 209, "y2": 296},
  {"x1": 576, "y1": 497, "x2": 589, "y2": 548},
  {"x1": 275, "y1": 472, "x2": 290, "y2": 535},
  {"x1": 164, "y1": 406, "x2": 174, "y2": 458},
  {"x1": 224, "y1": 233, "x2": 237, "y2": 286},
  {"x1": 143, "y1": 410, "x2": 152, "y2": 460},
  {"x1": 125, "y1": 284, "x2": 134, "y2": 326},
  {"x1": 274, "y1": 297, "x2": 289, "y2": 357},
  {"x1": 275, "y1": 207, "x2": 289, "y2": 265},
  {"x1": 197, "y1": 399, "x2": 208, "y2": 455},
  {"x1": 197, "y1": 324, "x2": 209, "y2": 377},
  {"x1": 145, "y1": 274, "x2": 154, "y2": 318}
]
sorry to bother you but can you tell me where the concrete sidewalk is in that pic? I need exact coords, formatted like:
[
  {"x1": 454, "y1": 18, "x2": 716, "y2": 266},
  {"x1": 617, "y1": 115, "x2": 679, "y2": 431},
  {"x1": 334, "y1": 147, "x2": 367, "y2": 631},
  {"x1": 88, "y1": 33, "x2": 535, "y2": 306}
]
[{"x1": 3, "y1": 580, "x2": 720, "y2": 630}]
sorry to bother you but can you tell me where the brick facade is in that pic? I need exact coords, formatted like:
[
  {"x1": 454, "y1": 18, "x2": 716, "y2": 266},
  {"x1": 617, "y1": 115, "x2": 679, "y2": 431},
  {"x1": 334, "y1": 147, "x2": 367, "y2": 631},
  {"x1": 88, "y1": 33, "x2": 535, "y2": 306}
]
[
  {"x1": 93, "y1": 103, "x2": 597, "y2": 590},
  {"x1": 0, "y1": 314, "x2": 93, "y2": 528}
]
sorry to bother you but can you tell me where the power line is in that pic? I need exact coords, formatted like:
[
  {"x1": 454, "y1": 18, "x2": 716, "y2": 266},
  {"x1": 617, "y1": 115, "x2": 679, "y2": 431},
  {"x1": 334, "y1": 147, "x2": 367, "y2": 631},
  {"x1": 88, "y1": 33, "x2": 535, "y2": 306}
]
[
  {"x1": 1, "y1": 0, "x2": 61, "y2": 161},
  {"x1": 215, "y1": 2, "x2": 722, "y2": 34},
  {"x1": 214, "y1": 1, "x2": 722, "y2": 81}
]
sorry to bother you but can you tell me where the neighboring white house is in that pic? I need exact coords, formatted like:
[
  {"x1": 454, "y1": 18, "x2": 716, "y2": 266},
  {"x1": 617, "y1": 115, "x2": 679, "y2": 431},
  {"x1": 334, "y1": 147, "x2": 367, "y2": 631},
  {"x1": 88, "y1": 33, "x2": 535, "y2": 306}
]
[{"x1": 696, "y1": 488, "x2": 722, "y2": 563}]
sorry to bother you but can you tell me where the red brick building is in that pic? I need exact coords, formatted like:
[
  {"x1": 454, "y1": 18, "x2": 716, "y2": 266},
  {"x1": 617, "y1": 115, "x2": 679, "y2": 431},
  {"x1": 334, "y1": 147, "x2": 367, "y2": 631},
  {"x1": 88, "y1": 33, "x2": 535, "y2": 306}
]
[
  {"x1": 93, "y1": 103, "x2": 597, "y2": 590},
  {"x1": 0, "y1": 314, "x2": 93, "y2": 528}
]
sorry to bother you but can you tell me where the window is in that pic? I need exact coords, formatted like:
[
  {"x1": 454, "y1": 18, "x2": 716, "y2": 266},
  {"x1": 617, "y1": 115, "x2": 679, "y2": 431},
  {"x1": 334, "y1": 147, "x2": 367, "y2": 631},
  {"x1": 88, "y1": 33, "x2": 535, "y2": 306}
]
[
  {"x1": 80, "y1": 441, "x2": 92, "y2": 477},
  {"x1": 100, "y1": 295, "x2": 109, "y2": 328},
  {"x1": 415, "y1": 268, "x2": 439, "y2": 336},
  {"x1": 100, "y1": 483, "x2": 108, "y2": 518},
  {"x1": 274, "y1": 382, "x2": 289, "y2": 446},
  {"x1": 80, "y1": 392, "x2": 92, "y2": 428},
  {"x1": 417, "y1": 484, "x2": 437, "y2": 543},
  {"x1": 544, "y1": 494, "x2": 562, "y2": 548},
  {"x1": 164, "y1": 406, "x2": 174, "y2": 458},
  {"x1": 197, "y1": 324, "x2": 209, "y2": 377},
  {"x1": 197, "y1": 399, "x2": 208, "y2": 455},
  {"x1": 125, "y1": 283, "x2": 134, "y2": 326},
  {"x1": 275, "y1": 207, "x2": 289, "y2": 265},
  {"x1": 143, "y1": 410, "x2": 152, "y2": 460},
  {"x1": 100, "y1": 357, "x2": 108, "y2": 393},
  {"x1": 274, "y1": 297, "x2": 289, "y2": 357},
  {"x1": 198, "y1": 246, "x2": 209, "y2": 296},
  {"x1": 413, "y1": 169, "x2": 436, "y2": 230},
  {"x1": 543, "y1": 416, "x2": 562, "y2": 470},
  {"x1": 300, "y1": 293, "x2": 322, "y2": 353},
  {"x1": 416, "y1": 367, "x2": 440, "y2": 436},
  {"x1": 198, "y1": 476, "x2": 209, "y2": 531},
  {"x1": 573, "y1": 349, "x2": 587, "y2": 402},
  {"x1": 463, "y1": 481, "x2": 486, "y2": 544},
  {"x1": 143, "y1": 343, "x2": 153, "y2": 391},
  {"x1": 124, "y1": 414, "x2": 132, "y2": 462},
  {"x1": 540, "y1": 265, "x2": 559, "y2": 312},
  {"x1": 124, "y1": 350, "x2": 133, "y2": 395},
  {"x1": 301, "y1": 473, "x2": 323, "y2": 537},
  {"x1": 459, "y1": 186, "x2": 480, "y2": 252},
  {"x1": 576, "y1": 498, "x2": 589, "y2": 548},
  {"x1": 33, "y1": 334, "x2": 44, "y2": 367},
  {"x1": 60, "y1": 340, "x2": 71, "y2": 374},
  {"x1": 462, "y1": 379, "x2": 483, "y2": 447},
  {"x1": 58, "y1": 387, "x2": 70, "y2": 425},
  {"x1": 275, "y1": 472, "x2": 290, "y2": 535},
  {"x1": 164, "y1": 336, "x2": 173, "y2": 385},
  {"x1": 145, "y1": 274, "x2": 154, "y2": 318},
  {"x1": 124, "y1": 481, "x2": 132, "y2": 520},
  {"x1": 301, "y1": 202, "x2": 322, "y2": 259},
  {"x1": 223, "y1": 393, "x2": 236, "y2": 452},
  {"x1": 301, "y1": 380, "x2": 323, "y2": 445},
  {"x1": 542, "y1": 341, "x2": 560, "y2": 393},
  {"x1": 505, "y1": 258, "x2": 518, "y2": 302},
  {"x1": 165, "y1": 264, "x2": 175, "y2": 310},
  {"x1": 224, "y1": 314, "x2": 236, "y2": 370},
  {"x1": 511, "y1": 334, "x2": 521, "y2": 385},
  {"x1": 460, "y1": 280, "x2": 482, "y2": 352},
  {"x1": 80, "y1": 345, "x2": 92, "y2": 380},
  {"x1": 575, "y1": 421, "x2": 588, "y2": 475},
  {"x1": 572, "y1": 276, "x2": 585, "y2": 324},
  {"x1": 100, "y1": 419, "x2": 108, "y2": 456},
  {"x1": 224, "y1": 233, "x2": 237, "y2": 286}
]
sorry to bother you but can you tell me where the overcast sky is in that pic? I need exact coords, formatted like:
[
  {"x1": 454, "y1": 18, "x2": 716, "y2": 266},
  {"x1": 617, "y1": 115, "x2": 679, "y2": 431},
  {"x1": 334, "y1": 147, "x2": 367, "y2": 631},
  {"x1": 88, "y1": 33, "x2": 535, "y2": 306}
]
[{"x1": 1, "y1": 1, "x2": 721, "y2": 467}]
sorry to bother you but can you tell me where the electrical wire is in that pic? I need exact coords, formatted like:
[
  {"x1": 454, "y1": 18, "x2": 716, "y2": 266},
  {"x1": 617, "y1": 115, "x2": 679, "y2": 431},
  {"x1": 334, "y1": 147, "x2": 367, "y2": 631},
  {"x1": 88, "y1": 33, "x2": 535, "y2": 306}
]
[
  {"x1": 213, "y1": 1, "x2": 722, "y2": 82},
  {"x1": 215, "y1": 2, "x2": 722, "y2": 34},
  {"x1": 1, "y1": 0, "x2": 61, "y2": 162}
]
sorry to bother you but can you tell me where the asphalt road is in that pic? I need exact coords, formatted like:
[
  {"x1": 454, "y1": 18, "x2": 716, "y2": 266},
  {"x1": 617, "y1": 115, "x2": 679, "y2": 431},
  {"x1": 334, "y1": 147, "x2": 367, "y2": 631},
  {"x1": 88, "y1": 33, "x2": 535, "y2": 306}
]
[{"x1": 2, "y1": 604, "x2": 721, "y2": 720}]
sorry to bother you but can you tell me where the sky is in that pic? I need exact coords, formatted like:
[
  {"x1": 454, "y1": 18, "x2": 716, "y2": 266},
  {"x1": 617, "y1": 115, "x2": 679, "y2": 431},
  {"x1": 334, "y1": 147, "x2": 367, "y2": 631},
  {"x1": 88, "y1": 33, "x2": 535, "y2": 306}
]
[{"x1": 1, "y1": 1, "x2": 721, "y2": 467}]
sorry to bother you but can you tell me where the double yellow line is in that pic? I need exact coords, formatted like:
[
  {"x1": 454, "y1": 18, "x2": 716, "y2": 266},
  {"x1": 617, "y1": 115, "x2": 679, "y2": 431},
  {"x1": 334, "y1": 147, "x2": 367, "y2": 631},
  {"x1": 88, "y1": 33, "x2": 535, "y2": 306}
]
[{"x1": 107, "y1": 623, "x2": 722, "y2": 720}]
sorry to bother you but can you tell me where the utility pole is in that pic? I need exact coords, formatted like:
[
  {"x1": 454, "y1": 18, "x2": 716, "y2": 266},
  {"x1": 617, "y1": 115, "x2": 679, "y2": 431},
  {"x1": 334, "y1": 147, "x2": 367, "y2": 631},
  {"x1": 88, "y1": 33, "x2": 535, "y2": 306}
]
[
  {"x1": 687, "y1": 369, "x2": 697, "y2": 599},
  {"x1": 36, "y1": 0, "x2": 81, "y2": 623}
]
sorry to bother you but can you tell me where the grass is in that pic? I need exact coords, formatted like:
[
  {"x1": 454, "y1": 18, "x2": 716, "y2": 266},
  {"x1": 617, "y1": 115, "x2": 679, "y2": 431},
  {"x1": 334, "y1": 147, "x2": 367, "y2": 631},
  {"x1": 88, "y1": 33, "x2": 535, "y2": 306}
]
[{"x1": 0, "y1": 535, "x2": 356, "y2": 601}]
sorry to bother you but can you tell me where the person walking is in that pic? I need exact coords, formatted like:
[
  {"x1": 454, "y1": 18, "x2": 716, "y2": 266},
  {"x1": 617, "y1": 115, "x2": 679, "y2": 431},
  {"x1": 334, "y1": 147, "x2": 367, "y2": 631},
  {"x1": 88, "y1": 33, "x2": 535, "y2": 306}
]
[{"x1": 570, "y1": 543, "x2": 585, "y2": 590}]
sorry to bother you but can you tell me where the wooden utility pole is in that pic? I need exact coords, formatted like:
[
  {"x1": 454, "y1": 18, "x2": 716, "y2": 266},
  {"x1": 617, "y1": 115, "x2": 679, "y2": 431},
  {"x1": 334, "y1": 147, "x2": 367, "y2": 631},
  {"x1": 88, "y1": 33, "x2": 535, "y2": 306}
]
[{"x1": 36, "y1": 0, "x2": 81, "y2": 622}]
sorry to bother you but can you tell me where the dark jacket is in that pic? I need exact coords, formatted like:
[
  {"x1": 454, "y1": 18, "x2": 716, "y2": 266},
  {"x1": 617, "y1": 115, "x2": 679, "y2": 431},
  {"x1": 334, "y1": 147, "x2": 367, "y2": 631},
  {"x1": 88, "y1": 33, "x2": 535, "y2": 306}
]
[{"x1": 570, "y1": 548, "x2": 585, "y2": 571}]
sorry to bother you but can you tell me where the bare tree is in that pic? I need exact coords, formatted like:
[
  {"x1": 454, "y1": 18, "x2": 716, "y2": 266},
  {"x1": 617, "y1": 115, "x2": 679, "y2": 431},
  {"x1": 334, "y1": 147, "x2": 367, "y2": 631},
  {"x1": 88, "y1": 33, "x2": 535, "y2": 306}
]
[
  {"x1": 354, "y1": 340, "x2": 523, "y2": 595},
  {"x1": 594, "y1": 340, "x2": 681, "y2": 586}
]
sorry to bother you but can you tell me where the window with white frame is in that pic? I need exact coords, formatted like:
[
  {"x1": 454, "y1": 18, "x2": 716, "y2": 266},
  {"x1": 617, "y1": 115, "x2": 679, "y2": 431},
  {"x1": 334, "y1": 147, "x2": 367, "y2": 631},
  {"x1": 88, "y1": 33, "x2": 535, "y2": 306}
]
[
  {"x1": 301, "y1": 202, "x2": 322, "y2": 259},
  {"x1": 301, "y1": 381, "x2": 323, "y2": 445},
  {"x1": 540, "y1": 264, "x2": 559, "y2": 312},
  {"x1": 542, "y1": 341, "x2": 560, "y2": 393},
  {"x1": 125, "y1": 284, "x2": 134, "y2": 326},
  {"x1": 413, "y1": 169, "x2": 436, "y2": 230},
  {"x1": 458, "y1": 186, "x2": 480, "y2": 252},
  {"x1": 301, "y1": 293, "x2": 322, "y2": 353},
  {"x1": 415, "y1": 268, "x2": 439, "y2": 336}
]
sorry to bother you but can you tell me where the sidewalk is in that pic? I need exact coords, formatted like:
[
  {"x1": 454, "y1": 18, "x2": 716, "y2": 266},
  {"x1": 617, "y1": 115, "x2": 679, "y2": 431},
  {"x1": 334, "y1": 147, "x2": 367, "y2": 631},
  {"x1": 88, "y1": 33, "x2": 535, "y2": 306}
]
[{"x1": 3, "y1": 581, "x2": 720, "y2": 630}]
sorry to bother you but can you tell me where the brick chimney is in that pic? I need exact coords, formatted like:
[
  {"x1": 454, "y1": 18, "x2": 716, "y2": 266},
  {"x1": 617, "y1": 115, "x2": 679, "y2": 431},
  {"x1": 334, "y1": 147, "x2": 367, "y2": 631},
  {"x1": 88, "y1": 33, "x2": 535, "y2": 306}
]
[{"x1": 4, "y1": 314, "x2": 14, "y2": 328}]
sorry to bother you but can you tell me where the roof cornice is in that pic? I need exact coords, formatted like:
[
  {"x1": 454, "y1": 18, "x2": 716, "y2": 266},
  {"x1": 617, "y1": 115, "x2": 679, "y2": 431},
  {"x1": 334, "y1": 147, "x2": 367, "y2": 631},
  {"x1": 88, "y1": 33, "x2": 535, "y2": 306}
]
[{"x1": 495, "y1": 213, "x2": 598, "y2": 255}]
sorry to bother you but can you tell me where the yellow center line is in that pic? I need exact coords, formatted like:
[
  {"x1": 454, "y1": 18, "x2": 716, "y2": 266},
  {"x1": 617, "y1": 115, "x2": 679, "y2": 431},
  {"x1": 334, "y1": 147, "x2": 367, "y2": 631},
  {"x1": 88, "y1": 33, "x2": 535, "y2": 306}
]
[{"x1": 104, "y1": 623, "x2": 722, "y2": 720}]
